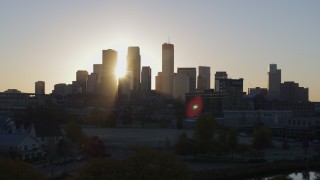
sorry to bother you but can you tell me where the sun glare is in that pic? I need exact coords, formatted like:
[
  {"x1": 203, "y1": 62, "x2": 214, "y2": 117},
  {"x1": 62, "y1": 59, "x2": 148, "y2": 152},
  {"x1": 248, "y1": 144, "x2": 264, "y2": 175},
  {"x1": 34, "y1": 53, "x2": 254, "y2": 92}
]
[
  {"x1": 115, "y1": 60, "x2": 127, "y2": 79},
  {"x1": 115, "y1": 46, "x2": 128, "y2": 79}
]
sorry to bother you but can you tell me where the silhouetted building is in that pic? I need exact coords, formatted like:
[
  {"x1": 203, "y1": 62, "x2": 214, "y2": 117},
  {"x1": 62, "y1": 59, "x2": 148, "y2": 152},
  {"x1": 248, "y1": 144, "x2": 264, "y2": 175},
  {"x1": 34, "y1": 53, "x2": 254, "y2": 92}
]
[
  {"x1": 141, "y1": 66, "x2": 151, "y2": 92},
  {"x1": 197, "y1": 66, "x2": 210, "y2": 90},
  {"x1": 102, "y1": 49, "x2": 117, "y2": 106},
  {"x1": 248, "y1": 87, "x2": 268, "y2": 96},
  {"x1": 177, "y1": 68, "x2": 196, "y2": 93},
  {"x1": 87, "y1": 73, "x2": 98, "y2": 93},
  {"x1": 76, "y1": 70, "x2": 88, "y2": 93},
  {"x1": 127, "y1": 47, "x2": 141, "y2": 91},
  {"x1": 162, "y1": 43, "x2": 174, "y2": 96},
  {"x1": 185, "y1": 89, "x2": 227, "y2": 117},
  {"x1": 35, "y1": 81, "x2": 45, "y2": 95},
  {"x1": 53, "y1": 83, "x2": 66, "y2": 96},
  {"x1": 173, "y1": 73, "x2": 189, "y2": 100},
  {"x1": 280, "y1": 81, "x2": 309, "y2": 103},
  {"x1": 93, "y1": 64, "x2": 102, "y2": 83},
  {"x1": 156, "y1": 72, "x2": 163, "y2": 92},
  {"x1": 215, "y1": 71, "x2": 228, "y2": 91},
  {"x1": 118, "y1": 76, "x2": 131, "y2": 104},
  {"x1": 268, "y1": 64, "x2": 281, "y2": 99}
]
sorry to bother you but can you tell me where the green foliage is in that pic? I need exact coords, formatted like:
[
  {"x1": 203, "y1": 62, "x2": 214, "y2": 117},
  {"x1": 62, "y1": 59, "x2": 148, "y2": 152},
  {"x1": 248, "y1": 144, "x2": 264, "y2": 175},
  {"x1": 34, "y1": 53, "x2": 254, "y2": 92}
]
[
  {"x1": 75, "y1": 146, "x2": 190, "y2": 180},
  {"x1": 175, "y1": 132, "x2": 195, "y2": 157},
  {"x1": 194, "y1": 113, "x2": 217, "y2": 141},
  {"x1": 227, "y1": 128, "x2": 238, "y2": 158},
  {"x1": 164, "y1": 137, "x2": 172, "y2": 150},
  {"x1": 84, "y1": 136, "x2": 107, "y2": 158},
  {"x1": 64, "y1": 121, "x2": 85, "y2": 145},
  {"x1": 0, "y1": 158, "x2": 45, "y2": 179},
  {"x1": 75, "y1": 158, "x2": 123, "y2": 180},
  {"x1": 174, "y1": 100, "x2": 185, "y2": 129},
  {"x1": 252, "y1": 127, "x2": 273, "y2": 150}
]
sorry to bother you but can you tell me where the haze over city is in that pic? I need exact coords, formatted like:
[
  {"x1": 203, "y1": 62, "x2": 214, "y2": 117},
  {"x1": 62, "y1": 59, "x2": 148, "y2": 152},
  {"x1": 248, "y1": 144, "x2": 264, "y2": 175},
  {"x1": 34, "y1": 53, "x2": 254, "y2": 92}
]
[{"x1": 0, "y1": 0, "x2": 319, "y2": 101}]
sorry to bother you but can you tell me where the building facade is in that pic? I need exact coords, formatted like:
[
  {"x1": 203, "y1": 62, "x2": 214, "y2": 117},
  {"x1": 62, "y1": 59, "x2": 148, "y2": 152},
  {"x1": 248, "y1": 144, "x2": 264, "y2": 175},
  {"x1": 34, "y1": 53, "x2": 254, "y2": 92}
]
[
  {"x1": 127, "y1": 47, "x2": 141, "y2": 91},
  {"x1": 177, "y1": 68, "x2": 196, "y2": 93},
  {"x1": 35, "y1": 81, "x2": 45, "y2": 95},
  {"x1": 268, "y1": 64, "x2": 281, "y2": 99},
  {"x1": 141, "y1": 66, "x2": 151, "y2": 92},
  {"x1": 162, "y1": 43, "x2": 174, "y2": 96},
  {"x1": 102, "y1": 49, "x2": 117, "y2": 105},
  {"x1": 173, "y1": 73, "x2": 189, "y2": 100},
  {"x1": 197, "y1": 66, "x2": 210, "y2": 90},
  {"x1": 76, "y1": 70, "x2": 88, "y2": 93}
]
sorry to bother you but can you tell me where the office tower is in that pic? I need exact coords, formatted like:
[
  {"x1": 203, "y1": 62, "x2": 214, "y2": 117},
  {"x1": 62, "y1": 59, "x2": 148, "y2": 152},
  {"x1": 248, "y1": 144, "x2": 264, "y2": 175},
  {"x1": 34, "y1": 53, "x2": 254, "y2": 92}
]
[
  {"x1": 177, "y1": 68, "x2": 196, "y2": 92},
  {"x1": 53, "y1": 83, "x2": 66, "y2": 96},
  {"x1": 102, "y1": 49, "x2": 118, "y2": 105},
  {"x1": 127, "y1": 47, "x2": 141, "y2": 91},
  {"x1": 215, "y1": 71, "x2": 228, "y2": 92},
  {"x1": 141, "y1": 66, "x2": 151, "y2": 92},
  {"x1": 197, "y1": 66, "x2": 210, "y2": 90},
  {"x1": 93, "y1": 64, "x2": 102, "y2": 82},
  {"x1": 76, "y1": 70, "x2": 88, "y2": 93},
  {"x1": 280, "y1": 81, "x2": 309, "y2": 103},
  {"x1": 87, "y1": 73, "x2": 98, "y2": 93},
  {"x1": 268, "y1": 64, "x2": 281, "y2": 99},
  {"x1": 173, "y1": 73, "x2": 189, "y2": 100},
  {"x1": 118, "y1": 76, "x2": 131, "y2": 104},
  {"x1": 35, "y1": 81, "x2": 45, "y2": 95},
  {"x1": 162, "y1": 43, "x2": 174, "y2": 96},
  {"x1": 156, "y1": 72, "x2": 162, "y2": 92}
]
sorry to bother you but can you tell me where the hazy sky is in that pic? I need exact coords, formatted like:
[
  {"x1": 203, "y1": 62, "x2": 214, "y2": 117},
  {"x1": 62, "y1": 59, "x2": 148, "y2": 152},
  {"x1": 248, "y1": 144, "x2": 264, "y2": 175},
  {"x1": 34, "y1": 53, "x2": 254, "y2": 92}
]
[{"x1": 0, "y1": 0, "x2": 319, "y2": 101}]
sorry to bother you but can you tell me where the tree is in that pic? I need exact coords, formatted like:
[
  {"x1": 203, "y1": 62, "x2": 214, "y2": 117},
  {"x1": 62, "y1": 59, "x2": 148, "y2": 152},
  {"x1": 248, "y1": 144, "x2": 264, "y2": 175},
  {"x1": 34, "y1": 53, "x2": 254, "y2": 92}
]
[
  {"x1": 84, "y1": 136, "x2": 107, "y2": 158},
  {"x1": 75, "y1": 158, "x2": 123, "y2": 180},
  {"x1": 124, "y1": 146, "x2": 191, "y2": 180},
  {"x1": 194, "y1": 113, "x2": 217, "y2": 141},
  {"x1": 252, "y1": 127, "x2": 272, "y2": 151},
  {"x1": 64, "y1": 121, "x2": 85, "y2": 145},
  {"x1": 227, "y1": 128, "x2": 238, "y2": 158},
  {"x1": 175, "y1": 132, "x2": 195, "y2": 158},
  {"x1": 0, "y1": 158, "x2": 45, "y2": 179},
  {"x1": 236, "y1": 144, "x2": 251, "y2": 160}
]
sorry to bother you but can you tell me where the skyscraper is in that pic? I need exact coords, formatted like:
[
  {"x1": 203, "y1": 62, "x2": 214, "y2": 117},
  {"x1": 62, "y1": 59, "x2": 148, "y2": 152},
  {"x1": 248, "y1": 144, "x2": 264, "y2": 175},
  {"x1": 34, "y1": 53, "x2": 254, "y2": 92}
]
[
  {"x1": 215, "y1": 71, "x2": 228, "y2": 92},
  {"x1": 102, "y1": 49, "x2": 117, "y2": 105},
  {"x1": 197, "y1": 66, "x2": 210, "y2": 90},
  {"x1": 173, "y1": 73, "x2": 189, "y2": 100},
  {"x1": 268, "y1": 64, "x2": 281, "y2": 99},
  {"x1": 141, "y1": 66, "x2": 151, "y2": 92},
  {"x1": 162, "y1": 43, "x2": 174, "y2": 96},
  {"x1": 35, "y1": 81, "x2": 45, "y2": 95},
  {"x1": 76, "y1": 70, "x2": 88, "y2": 93},
  {"x1": 127, "y1": 47, "x2": 141, "y2": 91},
  {"x1": 87, "y1": 73, "x2": 98, "y2": 93},
  {"x1": 177, "y1": 68, "x2": 196, "y2": 93}
]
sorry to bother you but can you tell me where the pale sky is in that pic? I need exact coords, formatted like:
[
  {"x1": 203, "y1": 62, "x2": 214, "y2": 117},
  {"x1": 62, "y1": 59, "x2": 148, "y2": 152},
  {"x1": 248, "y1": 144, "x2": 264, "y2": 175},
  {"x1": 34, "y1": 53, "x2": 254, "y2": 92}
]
[{"x1": 0, "y1": 0, "x2": 319, "y2": 101}]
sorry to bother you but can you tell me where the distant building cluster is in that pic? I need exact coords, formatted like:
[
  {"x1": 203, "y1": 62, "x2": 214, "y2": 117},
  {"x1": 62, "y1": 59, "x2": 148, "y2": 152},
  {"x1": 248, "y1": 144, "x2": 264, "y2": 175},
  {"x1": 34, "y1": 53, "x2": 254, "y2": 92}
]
[{"x1": 1, "y1": 41, "x2": 319, "y2": 139}]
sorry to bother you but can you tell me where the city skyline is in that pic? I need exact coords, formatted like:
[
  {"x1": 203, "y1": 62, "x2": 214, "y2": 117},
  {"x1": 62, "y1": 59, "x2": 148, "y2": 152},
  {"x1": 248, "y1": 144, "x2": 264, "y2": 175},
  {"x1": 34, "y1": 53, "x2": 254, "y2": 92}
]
[{"x1": 1, "y1": 1, "x2": 319, "y2": 101}]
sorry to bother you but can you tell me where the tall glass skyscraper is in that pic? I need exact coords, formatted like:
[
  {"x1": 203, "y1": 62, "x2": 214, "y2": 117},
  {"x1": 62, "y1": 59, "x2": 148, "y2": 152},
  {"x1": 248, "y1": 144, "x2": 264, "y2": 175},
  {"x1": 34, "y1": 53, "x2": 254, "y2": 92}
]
[
  {"x1": 162, "y1": 43, "x2": 174, "y2": 96},
  {"x1": 127, "y1": 47, "x2": 141, "y2": 91}
]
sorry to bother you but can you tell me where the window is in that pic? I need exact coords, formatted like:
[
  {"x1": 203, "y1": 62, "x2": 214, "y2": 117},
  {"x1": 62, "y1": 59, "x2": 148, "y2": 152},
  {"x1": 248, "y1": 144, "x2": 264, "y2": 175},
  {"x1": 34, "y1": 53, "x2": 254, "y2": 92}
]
[{"x1": 24, "y1": 145, "x2": 27, "y2": 151}]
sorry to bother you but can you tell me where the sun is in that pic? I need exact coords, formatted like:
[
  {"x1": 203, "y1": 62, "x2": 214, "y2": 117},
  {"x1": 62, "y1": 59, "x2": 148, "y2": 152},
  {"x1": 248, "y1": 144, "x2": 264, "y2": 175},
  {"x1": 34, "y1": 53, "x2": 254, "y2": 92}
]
[{"x1": 115, "y1": 58, "x2": 127, "y2": 79}]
